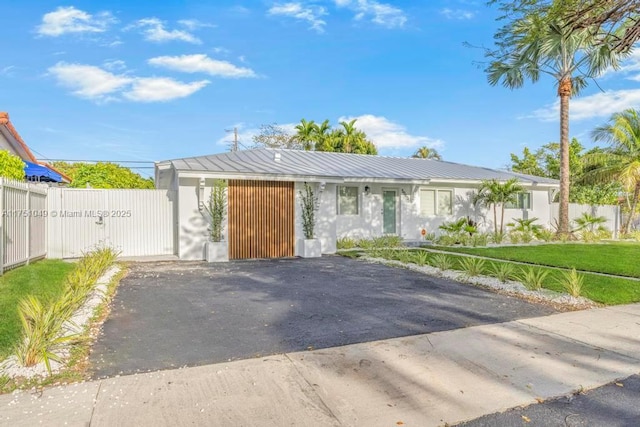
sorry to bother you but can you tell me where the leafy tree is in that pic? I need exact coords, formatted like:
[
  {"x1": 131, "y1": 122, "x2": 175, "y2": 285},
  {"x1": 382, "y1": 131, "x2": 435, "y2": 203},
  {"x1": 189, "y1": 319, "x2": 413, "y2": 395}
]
[
  {"x1": 412, "y1": 147, "x2": 442, "y2": 160},
  {"x1": 53, "y1": 162, "x2": 154, "y2": 189},
  {"x1": 510, "y1": 139, "x2": 621, "y2": 205},
  {"x1": 252, "y1": 123, "x2": 301, "y2": 150},
  {"x1": 583, "y1": 109, "x2": 640, "y2": 233},
  {"x1": 294, "y1": 119, "x2": 317, "y2": 150},
  {"x1": 486, "y1": 1, "x2": 626, "y2": 234},
  {"x1": 0, "y1": 150, "x2": 25, "y2": 180},
  {"x1": 474, "y1": 178, "x2": 524, "y2": 234}
]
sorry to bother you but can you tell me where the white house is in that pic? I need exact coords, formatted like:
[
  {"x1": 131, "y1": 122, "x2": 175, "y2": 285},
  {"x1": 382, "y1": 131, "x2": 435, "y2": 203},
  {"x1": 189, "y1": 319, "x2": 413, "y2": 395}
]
[{"x1": 155, "y1": 149, "x2": 559, "y2": 260}]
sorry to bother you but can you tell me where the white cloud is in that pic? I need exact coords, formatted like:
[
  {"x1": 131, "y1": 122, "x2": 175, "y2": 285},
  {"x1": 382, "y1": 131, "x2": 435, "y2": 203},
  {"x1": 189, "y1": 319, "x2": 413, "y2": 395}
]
[
  {"x1": 268, "y1": 3, "x2": 327, "y2": 33},
  {"x1": 48, "y1": 61, "x2": 208, "y2": 103},
  {"x1": 129, "y1": 18, "x2": 201, "y2": 44},
  {"x1": 338, "y1": 114, "x2": 443, "y2": 149},
  {"x1": 123, "y1": 78, "x2": 210, "y2": 102},
  {"x1": 529, "y1": 89, "x2": 640, "y2": 121},
  {"x1": 148, "y1": 54, "x2": 257, "y2": 78},
  {"x1": 335, "y1": 0, "x2": 407, "y2": 29},
  {"x1": 177, "y1": 19, "x2": 215, "y2": 30},
  {"x1": 0, "y1": 66, "x2": 16, "y2": 77},
  {"x1": 37, "y1": 6, "x2": 116, "y2": 37},
  {"x1": 48, "y1": 62, "x2": 132, "y2": 101},
  {"x1": 103, "y1": 59, "x2": 127, "y2": 71},
  {"x1": 440, "y1": 8, "x2": 475, "y2": 20}
]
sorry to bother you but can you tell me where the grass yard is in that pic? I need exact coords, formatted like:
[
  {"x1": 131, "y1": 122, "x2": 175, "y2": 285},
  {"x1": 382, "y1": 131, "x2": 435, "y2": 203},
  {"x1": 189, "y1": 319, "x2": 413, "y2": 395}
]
[
  {"x1": 0, "y1": 260, "x2": 74, "y2": 359},
  {"x1": 435, "y1": 242, "x2": 640, "y2": 278}
]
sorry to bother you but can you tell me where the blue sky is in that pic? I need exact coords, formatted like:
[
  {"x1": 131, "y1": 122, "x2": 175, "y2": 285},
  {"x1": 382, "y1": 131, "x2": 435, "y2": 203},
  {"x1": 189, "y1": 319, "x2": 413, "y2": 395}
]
[{"x1": 2, "y1": 1, "x2": 640, "y2": 178}]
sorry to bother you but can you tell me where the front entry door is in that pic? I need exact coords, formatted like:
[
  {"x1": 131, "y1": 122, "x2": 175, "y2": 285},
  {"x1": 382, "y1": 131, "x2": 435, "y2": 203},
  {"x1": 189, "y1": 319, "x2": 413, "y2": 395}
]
[{"x1": 383, "y1": 190, "x2": 397, "y2": 234}]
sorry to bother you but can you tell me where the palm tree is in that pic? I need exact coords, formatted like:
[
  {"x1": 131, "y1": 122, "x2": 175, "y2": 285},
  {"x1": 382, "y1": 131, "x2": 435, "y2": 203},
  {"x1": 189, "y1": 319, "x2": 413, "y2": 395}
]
[
  {"x1": 412, "y1": 147, "x2": 442, "y2": 160},
  {"x1": 339, "y1": 119, "x2": 358, "y2": 153},
  {"x1": 314, "y1": 119, "x2": 331, "y2": 151},
  {"x1": 294, "y1": 119, "x2": 316, "y2": 151},
  {"x1": 487, "y1": 12, "x2": 623, "y2": 235},
  {"x1": 584, "y1": 109, "x2": 640, "y2": 233},
  {"x1": 474, "y1": 178, "x2": 524, "y2": 234}
]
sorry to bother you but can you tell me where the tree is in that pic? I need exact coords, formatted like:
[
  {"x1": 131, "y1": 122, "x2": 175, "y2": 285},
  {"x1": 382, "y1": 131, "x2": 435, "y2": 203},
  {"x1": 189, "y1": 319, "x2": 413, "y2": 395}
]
[
  {"x1": 489, "y1": 1, "x2": 640, "y2": 54},
  {"x1": 294, "y1": 119, "x2": 317, "y2": 150},
  {"x1": 474, "y1": 178, "x2": 524, "y2": 234},
  {"x1": 0, "y1": 150, "x2": 25, "y2": 180},
  {"x1": 487, "y1": 3, "x2": 625, "y2": 234},
  {"x1": 53, "y1": 162, "x2": 154, "y2": 189},
  {"x1": 583, "y1": 109, "x2": 640, "y2": 233},
  {"x1": 252, "y1": 123, "x2": 301, "y2": 149},
  {"x1": 412, "y1": 147, "x2": 442, "y2": 160},
  {"x1": 260, "y1": 119, "x2": 378, "y2": 155}
]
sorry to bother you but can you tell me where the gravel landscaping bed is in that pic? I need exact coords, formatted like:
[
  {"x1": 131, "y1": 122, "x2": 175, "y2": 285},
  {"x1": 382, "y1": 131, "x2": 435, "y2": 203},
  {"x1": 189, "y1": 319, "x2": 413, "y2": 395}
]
[{"x1": 361, "y1": 256, "x2": 599, "y2": 311}]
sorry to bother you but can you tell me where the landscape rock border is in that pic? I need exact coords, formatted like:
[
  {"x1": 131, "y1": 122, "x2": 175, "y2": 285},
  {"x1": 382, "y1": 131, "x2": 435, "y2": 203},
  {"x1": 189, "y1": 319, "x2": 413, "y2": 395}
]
[
  {"x1": 0, "y1": 265, "x2": 122, "y2": 380},
  {"x1": 361, "y1": 256, "x2": 599, "y2": 311}
]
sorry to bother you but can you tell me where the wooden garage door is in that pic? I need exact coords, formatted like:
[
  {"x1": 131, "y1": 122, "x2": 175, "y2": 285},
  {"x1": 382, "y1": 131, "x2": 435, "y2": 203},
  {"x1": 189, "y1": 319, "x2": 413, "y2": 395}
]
[{"x1": 228, "y1": 180, "x2": 295, "y2": 259}]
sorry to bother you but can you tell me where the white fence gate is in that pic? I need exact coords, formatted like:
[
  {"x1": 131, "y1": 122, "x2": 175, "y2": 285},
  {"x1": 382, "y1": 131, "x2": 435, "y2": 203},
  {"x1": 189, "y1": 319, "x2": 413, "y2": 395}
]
[
  {"x1": 550, "y1": 203, "x2": 620, "y2": 236},
  {"x1": 0, "y1": 178, "x2": 48, "y2": 273},
  {"x1": 48, "y1": 188, "x2": 176, "y2": 258}
]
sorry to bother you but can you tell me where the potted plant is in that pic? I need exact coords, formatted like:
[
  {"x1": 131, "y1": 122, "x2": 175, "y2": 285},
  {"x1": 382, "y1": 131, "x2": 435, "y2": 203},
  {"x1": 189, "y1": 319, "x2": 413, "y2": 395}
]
[
  {"x1": 299, "y1": 182, "x2": 321, "y2": 258},
  {"x1": 204, "y1": 180, "x2": 229, "y2": 262}
]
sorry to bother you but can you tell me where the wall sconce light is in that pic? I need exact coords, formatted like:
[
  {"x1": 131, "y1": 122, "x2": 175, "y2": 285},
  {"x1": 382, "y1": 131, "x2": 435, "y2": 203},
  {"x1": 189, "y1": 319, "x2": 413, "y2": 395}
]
[
  {"x1": 319, "y1": 181, "x2": 326, "y2": 192},
  {"x1": 198, "y1": 177, "x2": 205, "y2": 210},
  {"x1": 401, "y1": 188, "x2": 407, "y2": 197},
  {"x1": 364, "y1": 185, "x2": 371, "y2": 196}
]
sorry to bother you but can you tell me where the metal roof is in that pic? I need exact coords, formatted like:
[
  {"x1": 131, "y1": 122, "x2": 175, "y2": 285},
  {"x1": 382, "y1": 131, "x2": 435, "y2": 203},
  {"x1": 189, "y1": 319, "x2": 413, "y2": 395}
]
[{"x1": 162, "y1": 149, "x2": 559, "y2": 185}]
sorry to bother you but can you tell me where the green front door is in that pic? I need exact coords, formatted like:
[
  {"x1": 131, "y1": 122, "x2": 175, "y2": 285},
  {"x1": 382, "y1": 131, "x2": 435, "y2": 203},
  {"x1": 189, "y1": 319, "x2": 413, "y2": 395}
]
[{"x1": 383, "y1": 190, "x2": 397, "y2": 234}]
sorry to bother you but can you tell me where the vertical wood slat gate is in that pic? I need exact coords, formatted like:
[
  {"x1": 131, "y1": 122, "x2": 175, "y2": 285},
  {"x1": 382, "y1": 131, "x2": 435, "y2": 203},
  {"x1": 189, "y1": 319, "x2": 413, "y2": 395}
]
[{"x1": 228, "y1": 180, "x2": 294, "y2": 259}]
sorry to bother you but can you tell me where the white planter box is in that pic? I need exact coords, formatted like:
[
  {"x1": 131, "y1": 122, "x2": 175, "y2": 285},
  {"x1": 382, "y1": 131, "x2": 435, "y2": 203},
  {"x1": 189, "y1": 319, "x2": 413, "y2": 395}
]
[
  {"x1": 299, "y1": 239, "x2": 321, "y2": 258},
  {"x1": 205, "y1": 241, "x2": 229, "y2": 262}
]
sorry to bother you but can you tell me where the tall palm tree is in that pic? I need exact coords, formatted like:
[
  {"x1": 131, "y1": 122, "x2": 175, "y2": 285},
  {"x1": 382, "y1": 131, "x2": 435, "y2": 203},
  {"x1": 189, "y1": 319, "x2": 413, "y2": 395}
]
[
  {"x1": 487, "y1": 12, "x2": 623, "y2": 235},
  {"x1": 294, "y1": 119, "x2": 317, "y2": 151},
  {"x1": 474, "y1": 178, "x2": 524, "y2": 234},
  {"x1": 339, "y1": 119, "x2": 358, "y2": 153},
  {"x1": 314, "y1": 119, "x2": 331, "y2": 151},
  {"x1": 412, "y1": 147, "x2": 442, "y2": 160},
  {"x1": 584, "y1": 109, "x2": 640, "y2": 233}
]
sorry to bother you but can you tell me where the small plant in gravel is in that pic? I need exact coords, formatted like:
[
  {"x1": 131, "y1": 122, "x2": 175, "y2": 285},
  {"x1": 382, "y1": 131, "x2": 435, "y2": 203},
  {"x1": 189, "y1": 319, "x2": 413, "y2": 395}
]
[
  {"x1": 414, "y1": 251, "x2": 430, "y2": 266},
  {"x1": 508, "y1": 232, "x2": 522, "y2": 244},
  {"x1": 520, "y1": 231, "x2": 534, "y2": 244},
  {"x1": 431, "y1": 253, "x2": 454, "y2": 271},
  {"x1": 558, "y1": 268, "x2": 584, "y2": 297},
  {"x1": 490, "y1": 262, "x2": 516, "y2": 283},
  {"x1": 490, "y1": 231, "x2": 506, "y2": 244},
  {"x1": 337, "y1": 237, "x2": 357, "y2": 250},
  {"x1": 518, "y1": 267, "x2": 549, "y2": 291},
  {"x1": 396, "y1": 249, "x2": 413, "y2": 263},
  {"x1": 459, "y1": 257, "x2": 486, "y2": 277}
]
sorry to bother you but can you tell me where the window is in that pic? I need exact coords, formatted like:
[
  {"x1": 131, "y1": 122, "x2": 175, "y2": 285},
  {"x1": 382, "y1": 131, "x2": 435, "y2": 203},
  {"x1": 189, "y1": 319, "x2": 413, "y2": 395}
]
[
  {"x1": 337, "y1": 186, "x2": 359, "y2": 215},
  {"x1": 420, "y1": 188, "x2": 453, "y2": 216},
  {"x1": 505, "y1": 192, "x2": 532, "y2": 209}
]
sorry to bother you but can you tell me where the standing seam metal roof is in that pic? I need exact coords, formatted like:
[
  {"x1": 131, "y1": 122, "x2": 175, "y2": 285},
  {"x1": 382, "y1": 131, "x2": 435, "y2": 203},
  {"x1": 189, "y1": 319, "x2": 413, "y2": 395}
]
[{"x1": 163, "y1": 149, "x2": 559, "y2": 185}]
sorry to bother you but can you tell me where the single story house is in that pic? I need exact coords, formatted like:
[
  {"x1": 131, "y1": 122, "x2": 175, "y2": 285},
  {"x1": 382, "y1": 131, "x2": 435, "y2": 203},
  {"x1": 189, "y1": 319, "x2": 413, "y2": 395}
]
[
  {"x1": 0, "y1": 112, "x2": 71, "y2": 183},
  {"x1": 156, "y1": 149, "x2": 559, "y2": 260}
]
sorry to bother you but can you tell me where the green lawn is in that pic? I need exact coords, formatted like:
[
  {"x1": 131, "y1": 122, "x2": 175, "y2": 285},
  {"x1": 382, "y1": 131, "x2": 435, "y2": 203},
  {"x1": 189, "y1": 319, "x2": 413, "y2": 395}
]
[
  {"x1": 0, "y1": 260, "x2": 74, "y2": 359},
  {"x1": 435, "y1": 242, "x2": 640, "y2": 278}
]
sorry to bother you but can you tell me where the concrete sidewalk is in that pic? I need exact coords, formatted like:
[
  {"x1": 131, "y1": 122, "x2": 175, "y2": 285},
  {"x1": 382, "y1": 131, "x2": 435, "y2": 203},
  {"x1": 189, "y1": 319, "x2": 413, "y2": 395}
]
[{"x1": 2, "y1": 304, "x2": 640, "y2": 427}]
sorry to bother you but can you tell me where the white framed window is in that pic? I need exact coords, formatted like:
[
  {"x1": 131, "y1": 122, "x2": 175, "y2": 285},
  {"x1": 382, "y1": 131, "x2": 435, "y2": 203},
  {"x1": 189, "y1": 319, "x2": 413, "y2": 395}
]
[
  {"x1": 505, "y1": 192, "x2": 532, "y2": 209},
  {"x1": 420, "y1": 188, "x2": 453, "y2": 216},
  {"x1": 337, "y1": 186, "x2": 359, "y2": 215}
]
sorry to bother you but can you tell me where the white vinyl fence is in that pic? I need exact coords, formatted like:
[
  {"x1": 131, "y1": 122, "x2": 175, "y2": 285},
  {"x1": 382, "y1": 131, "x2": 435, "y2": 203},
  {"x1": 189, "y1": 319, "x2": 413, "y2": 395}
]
[
  {"x1": 48, "y1": 188, "x2": 176, "y2": 258},
  {"x1": 550, "y1": 203, "x2": 620, "y2": 236},
  {"x1": 0, "y1": 178, "x2": 48, "y2": 273}
]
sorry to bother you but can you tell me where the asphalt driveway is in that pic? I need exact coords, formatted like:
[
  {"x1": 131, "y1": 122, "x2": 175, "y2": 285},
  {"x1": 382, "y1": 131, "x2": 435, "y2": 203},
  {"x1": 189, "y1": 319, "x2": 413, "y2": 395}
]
[{"x1": 89, "y1": 256, "x2": 557, "y2": 378}]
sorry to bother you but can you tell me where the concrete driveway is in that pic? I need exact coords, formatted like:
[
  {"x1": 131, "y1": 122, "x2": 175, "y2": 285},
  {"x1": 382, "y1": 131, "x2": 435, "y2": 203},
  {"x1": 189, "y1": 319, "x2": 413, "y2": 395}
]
[{"x1": 89, "y1": 256, "x2": 557, "y2": 378}]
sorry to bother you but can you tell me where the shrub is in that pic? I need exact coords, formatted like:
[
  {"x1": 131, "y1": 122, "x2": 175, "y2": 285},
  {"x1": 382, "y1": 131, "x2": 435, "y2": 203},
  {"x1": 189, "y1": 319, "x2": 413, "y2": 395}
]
[
  {"x1": 207, "y1": 180, "x2": 227, "y2": 242},
  {"x1": 299, "y1": 182, "x2": 317, "y2": 240},
  {"x1": 534, "y1": 228, "x2": 554, "y2": 242},
  {"x1": 490, "y1": 231, "x2": 506, "y2": 244},
  {"x1": 471, "y1": 233, "x2": 489, "y2": 247},
  {"x1": 435, "y1": 234, "x2": 458, "y2": 246},
  {"x1": 372, "y1": 235, "x2": 403, "y2": 248},
  {"x1": 520, "y1": 231, "x2": 534, "y2": 244},
  {"x1": 431, "y1": 254, "x2": 454, "y2": 271},
  {"x1": 459, "y1": 257, "x2": 486, "y2": 277},
  {"x1": 558, "y1": 268, "x2": 584, "y2": 297},
  {"x1": 509, "y1": 232, "x2": 522, "y2": 244},
  {"x1": 414, "y1": 251, "x2": 430, "y2": 266},
  {"x1": 489, "y1": 262, "x2": 515, "y2": 283},
  {"x1": 518, "y1": 267, "x2": 549, "y2": 291},
  {"x1": 337, "y1": 237, "x2": 357, "y2": 250},
  {"x1": 14, "y1": 247, "x2": 119, "y2": 372},
  {"x1": 423, "y1": 232, "x2": 436, "y2": 241}
]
